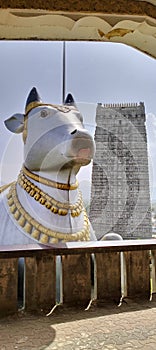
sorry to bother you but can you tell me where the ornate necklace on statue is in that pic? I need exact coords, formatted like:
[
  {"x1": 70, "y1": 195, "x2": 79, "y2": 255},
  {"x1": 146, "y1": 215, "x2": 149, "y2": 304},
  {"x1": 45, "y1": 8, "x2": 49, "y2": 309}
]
[
  {"x1": 7, "y1": 182, "x2": 90, "y2": 244},
  {"x1": 22, "y1": 166, "x2": 79, "y2": 190},
  {"x1": 17, "y1": 170, "x2": 83, "y2": 217}
]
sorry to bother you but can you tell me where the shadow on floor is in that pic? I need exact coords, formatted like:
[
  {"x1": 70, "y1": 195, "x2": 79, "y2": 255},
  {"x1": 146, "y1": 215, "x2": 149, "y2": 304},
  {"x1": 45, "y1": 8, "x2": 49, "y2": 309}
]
[{"x1": 34, "y1": 297, "x2": 156, "y2": 325}]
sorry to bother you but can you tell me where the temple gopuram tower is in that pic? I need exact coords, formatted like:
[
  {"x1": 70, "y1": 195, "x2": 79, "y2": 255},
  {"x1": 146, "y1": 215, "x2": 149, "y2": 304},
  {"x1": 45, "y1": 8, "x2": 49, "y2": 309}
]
[{"x1": 89, "y1": 102, "x2": 152, "y2": 240}]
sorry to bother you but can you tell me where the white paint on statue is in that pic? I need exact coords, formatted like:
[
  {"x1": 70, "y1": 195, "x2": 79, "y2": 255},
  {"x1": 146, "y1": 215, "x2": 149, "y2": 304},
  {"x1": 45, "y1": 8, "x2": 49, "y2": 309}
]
[{"x1": 0, "y1": 87, "x2": 96, "y2": 245}]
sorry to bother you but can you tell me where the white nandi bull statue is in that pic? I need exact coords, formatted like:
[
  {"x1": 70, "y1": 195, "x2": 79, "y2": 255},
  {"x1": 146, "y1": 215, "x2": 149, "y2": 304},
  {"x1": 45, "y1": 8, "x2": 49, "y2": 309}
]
[{"x1": 0, "y1": 87, "x2": 97, "y2": 245}]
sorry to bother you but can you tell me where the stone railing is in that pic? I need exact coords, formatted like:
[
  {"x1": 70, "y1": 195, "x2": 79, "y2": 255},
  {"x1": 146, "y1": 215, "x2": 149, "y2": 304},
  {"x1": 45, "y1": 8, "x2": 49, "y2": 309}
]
[{"x1": 0, "y1": 239, "x2": 156, "y2": 317}]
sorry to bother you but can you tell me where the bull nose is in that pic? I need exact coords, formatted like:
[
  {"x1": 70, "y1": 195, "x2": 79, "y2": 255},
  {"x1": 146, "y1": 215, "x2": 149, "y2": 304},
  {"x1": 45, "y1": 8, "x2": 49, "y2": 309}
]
[
  {"x1": 71, "y1": 128, "x2": 95, "y2": 157},
  {"x1": 71, "y1": 128, "x2": 92, "y2": 140}
]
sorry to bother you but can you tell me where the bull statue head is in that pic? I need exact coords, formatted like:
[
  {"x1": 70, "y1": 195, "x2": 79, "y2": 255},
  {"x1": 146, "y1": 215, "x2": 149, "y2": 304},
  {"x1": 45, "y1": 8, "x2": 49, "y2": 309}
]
[{"x1": 4, "y1": 87, "x2": 95, "y2": 176}]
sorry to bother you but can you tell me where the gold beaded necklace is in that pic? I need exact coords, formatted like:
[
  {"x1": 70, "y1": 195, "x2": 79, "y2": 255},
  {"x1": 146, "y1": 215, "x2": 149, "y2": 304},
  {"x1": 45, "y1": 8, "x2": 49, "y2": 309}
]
[
  {"x1": 7, "y1": 182, "x2": 90, "y2": 244},
  {"x1": 17, "y1": 171, "x2": 83, "y2": 217},
  {"x1": 23, "y1": 166, "x2": 79, "y2": 190}
]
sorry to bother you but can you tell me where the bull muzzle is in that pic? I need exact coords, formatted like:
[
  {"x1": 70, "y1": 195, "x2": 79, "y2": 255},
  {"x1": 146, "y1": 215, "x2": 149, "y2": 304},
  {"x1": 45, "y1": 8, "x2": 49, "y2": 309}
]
[{"x1": 69, "y1": 129, "x2": 95, "y2": 165}]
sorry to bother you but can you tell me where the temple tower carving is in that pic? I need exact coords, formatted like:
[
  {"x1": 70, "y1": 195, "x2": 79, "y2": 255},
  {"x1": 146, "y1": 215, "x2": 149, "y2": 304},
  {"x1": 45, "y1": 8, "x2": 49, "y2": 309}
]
[{"x1": 89, "y1": 102, "x2": 152, "y2": 239}]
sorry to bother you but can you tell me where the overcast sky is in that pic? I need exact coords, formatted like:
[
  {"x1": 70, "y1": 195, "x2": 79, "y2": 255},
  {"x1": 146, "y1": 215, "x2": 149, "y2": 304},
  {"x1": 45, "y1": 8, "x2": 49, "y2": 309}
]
[{"x1": 0, "y1": 41, "x2": 156, "y2": 201}]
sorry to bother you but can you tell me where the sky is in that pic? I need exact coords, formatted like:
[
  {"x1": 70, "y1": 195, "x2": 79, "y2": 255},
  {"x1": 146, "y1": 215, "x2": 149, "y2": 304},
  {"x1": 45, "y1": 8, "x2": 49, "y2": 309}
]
[{"x1": 0, "y1": 40, "x2": 156, "y2": 202}]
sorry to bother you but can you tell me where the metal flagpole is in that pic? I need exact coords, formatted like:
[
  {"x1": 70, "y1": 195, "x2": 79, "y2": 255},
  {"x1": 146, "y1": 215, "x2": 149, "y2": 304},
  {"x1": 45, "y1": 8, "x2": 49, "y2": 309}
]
[{"x1": 62, "y1": 41, "x2": 66, "y2": 103}]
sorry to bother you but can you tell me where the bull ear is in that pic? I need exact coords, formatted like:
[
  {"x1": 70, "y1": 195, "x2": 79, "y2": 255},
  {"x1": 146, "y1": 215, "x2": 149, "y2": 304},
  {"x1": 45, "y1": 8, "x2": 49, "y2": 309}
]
[
  {"x1": 64, "y1": 93, "x2": 77, "y2": 107},
  {"x1": 4, "y1": 113, "x2": 24, "y2": 134}
]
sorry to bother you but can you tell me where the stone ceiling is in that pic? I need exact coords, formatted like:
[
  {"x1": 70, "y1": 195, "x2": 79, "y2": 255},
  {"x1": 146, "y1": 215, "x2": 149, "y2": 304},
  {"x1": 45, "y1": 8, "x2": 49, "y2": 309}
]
[{"x1": 0, "y1": 0, "x2": 155, "y2": 58}]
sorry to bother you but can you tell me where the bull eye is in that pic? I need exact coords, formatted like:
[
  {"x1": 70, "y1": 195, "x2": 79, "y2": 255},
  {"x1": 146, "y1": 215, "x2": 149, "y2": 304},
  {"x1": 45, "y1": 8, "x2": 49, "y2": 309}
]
[{"x1": 40, "y1": 109, "x2": 48, "y2": 118}]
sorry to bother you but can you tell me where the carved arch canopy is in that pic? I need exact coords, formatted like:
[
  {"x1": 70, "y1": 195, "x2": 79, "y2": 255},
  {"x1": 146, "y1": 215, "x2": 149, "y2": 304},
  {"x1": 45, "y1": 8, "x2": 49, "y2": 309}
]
[{"x1": 0, "y1": 0, "x2": 156, "y2": 58}]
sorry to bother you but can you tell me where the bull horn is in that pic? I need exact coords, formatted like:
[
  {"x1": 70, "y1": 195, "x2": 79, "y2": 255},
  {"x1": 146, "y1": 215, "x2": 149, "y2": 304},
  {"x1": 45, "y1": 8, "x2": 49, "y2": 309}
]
[
  {"x1": 64, "y1": 93, "x2": 76, "y2": 107},
  {"x1": 25, "y1": 87, "x2": 42, "y2": 115}
]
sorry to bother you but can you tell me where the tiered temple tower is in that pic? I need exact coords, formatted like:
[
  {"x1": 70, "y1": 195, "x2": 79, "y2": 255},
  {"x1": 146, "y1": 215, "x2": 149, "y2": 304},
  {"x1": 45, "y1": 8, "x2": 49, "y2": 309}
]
[{"x1": 89, "y1": 102, "x2": 152, "y2": 240}]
